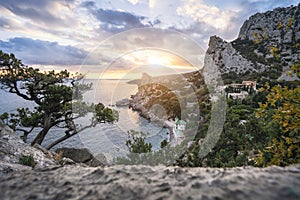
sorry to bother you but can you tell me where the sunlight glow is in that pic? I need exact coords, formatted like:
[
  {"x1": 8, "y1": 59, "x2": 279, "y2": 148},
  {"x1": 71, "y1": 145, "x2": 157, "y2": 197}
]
[
  {"x1": 123, "y1": 50, "x2": 191, "y2": 67},
  {"x1": 147, "y1": 54, "x2": 172, "y2": 66},
  {"x1": 30, "y1": 50, "x2": 197, "y2": 80}
]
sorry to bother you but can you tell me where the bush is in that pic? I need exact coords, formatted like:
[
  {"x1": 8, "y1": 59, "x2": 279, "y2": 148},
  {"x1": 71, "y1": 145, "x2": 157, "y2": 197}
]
[
  {"x1": 126, "y1": 130, "x2": 152, "y2": 153},
  {"x1": 160, "y1": 139, "x2": 168, "y2": 149},
  {"x1": 19, "y1": 154, "x2": 35, "y2": 167}
]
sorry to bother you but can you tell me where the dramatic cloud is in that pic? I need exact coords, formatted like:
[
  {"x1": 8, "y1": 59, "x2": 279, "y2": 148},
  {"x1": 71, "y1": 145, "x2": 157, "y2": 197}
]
[
  {"x1": 0, "y1": 0, "x2": 64, "y2": 26},
  {"x1": 0, "y1": 17, "x2": 17, "y2": 29},
  {"x1": 83, "y1": 4, "x2": 153, "y2": 33},
  {"x1": 176, "y1": 0, "x2": 237, "y2": 31},
  {"x1": 0, "y1": 0, "x2": 298, "y2": 67},
  {"x1": 0, "y1": 37, "x2": 88, "y2": 65}
]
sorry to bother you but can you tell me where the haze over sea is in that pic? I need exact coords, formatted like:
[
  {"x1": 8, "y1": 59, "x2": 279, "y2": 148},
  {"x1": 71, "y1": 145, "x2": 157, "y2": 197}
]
[{"x1": 0, "y1": 79, "x2": 168, "y2": 161}]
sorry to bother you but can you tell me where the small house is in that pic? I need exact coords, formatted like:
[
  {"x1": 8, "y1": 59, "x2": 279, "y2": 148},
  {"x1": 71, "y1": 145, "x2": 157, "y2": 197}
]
[{"x1": 172, "y1": 117, "x2": 186, "y2": 139}]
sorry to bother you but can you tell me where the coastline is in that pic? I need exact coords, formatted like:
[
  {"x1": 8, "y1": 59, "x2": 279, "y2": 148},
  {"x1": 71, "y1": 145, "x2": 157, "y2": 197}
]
[{"x1": 129, "y1": 94, "x2": 176, "y2": 143}]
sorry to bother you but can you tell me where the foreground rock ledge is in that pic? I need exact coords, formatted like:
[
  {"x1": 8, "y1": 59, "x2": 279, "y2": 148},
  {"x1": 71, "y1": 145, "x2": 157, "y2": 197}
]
[
  {"x1": 0, "y1": 164, "x2": 299, "y2": 200},
  {"x1": 0, "y1": 121, "x2": 299, "y2": 199}
]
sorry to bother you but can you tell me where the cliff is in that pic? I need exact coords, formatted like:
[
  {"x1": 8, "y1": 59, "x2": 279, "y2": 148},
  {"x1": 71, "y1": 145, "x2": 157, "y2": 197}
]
[{"x1": 205, "y1": 3, "x2": 300, "y2": 82}]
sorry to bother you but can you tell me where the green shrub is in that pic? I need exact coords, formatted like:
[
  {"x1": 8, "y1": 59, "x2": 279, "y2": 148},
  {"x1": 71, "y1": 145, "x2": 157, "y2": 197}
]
[
  {"x1": 160, "y1": 139, "x2": 168, "y2": 149},
  {"x1": 19, "y1": 154, "x2": 35, "y2": 167},
  {"x1": 126, "y1": 130, "x2": 152, "y2": 153}
]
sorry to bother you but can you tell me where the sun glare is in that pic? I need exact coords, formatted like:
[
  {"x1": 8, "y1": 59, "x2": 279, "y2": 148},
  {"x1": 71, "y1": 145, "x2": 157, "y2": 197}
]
[
  {"x1": 146, "y1": 55, "x2": 172, "y2": 66},
  {"x1": 124, "y1": 50, "x2": 185, "y2": 67}
]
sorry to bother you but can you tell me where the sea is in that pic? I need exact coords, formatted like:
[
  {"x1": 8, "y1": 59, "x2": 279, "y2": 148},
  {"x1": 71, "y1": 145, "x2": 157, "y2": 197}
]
[{"x1": 0, "y1": 79, "x2": 168, "y2": 160}]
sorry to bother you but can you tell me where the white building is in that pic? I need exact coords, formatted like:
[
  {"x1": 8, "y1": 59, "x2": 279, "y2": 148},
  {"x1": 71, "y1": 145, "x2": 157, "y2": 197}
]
[
  {"x1": 172, "y1": 117, "x2": 186, "y2": 141},
  {"x1": 228, "y1": 91, "x2": 249, "y2": 99}
]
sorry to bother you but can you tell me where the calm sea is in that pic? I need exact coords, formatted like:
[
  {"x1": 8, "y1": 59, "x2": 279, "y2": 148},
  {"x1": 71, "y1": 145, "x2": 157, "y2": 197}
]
[{"x1": 0, "y1": 79, "x2": 168, "y2": 160}]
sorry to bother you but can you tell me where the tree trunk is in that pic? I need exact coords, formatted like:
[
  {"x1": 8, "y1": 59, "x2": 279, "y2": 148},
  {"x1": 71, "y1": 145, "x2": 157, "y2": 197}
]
[
  {"x1": 23, "y1": 132, "x2": 29, "y2": 143},
  {"x1": 46, "y1": 133, "x2": 76, "y2": 150},
  {"x1": 46, "y1": 124, "x2": 93, "y2": 149},
  {"x1": 31, "y1": 115, "x2": 52, "y2": 146},
  {"x1": 19, "y1": 127, "x2": 34, "y2": 143}
]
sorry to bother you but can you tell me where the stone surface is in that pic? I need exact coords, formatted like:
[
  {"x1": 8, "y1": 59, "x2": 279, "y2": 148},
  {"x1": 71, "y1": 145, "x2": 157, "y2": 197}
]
[
  {"x1": 238, "y1": 4, "x2": 300, "y2": 43},
  {"x1": 1, "y1": 119, "x2": 299, "y2": 200},
  {"x1": 0, "y1": 164, "x2": 299, "y2": 200},
  {"x1": 56, "y1": 147, "x2": 93, "y2": 163},
  {"x1": 206, "y1": 35, "x2": 268, "y2": 75},
  {"x1": 56, "y1": 147, "x2": 105, "y2": 167},
  {"x1": 0, "y1": 121, "x2": 58, "y2": 173}
]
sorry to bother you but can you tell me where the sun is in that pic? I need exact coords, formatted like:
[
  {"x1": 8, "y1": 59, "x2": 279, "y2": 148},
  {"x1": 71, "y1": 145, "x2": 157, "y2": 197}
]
[
  {"x1": 122, "y1": 49, "x2": 194, "y2": 70},
  {"x1": 146, "y1": 54, "x2": 172, "y2": 66}
]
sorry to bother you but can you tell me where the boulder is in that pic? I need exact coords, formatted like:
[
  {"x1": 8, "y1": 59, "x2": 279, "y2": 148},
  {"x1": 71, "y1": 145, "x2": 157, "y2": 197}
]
[
  {"x1": 56, "y1": 147, "x2": 105, "y2": 167},
  {"x1": 115, "y1": 98, "x2": 130, "y2": 106}
]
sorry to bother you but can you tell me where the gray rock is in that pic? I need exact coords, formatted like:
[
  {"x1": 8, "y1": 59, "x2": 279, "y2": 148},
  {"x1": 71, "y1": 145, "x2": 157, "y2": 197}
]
[
  {"x1": 0, "y1": 121, "x2": 58, "y2": 173},
  {"x1": 206, "y1": 35, "x2": 267, "y2": 75},
  {"x1": 59, "y1": 157, "x2": 76, "y2": 166},
  {"x1": 56, "y1": 147, "x2": 93, "y2": 163},
  {"x1": 56, "y1": 147, "x2": 105, "y2": 167},
  {"x1": 94, "y1": 153, "x2": 108, "y2": 165},
  {"x1": 115, "y1": 98, "x2": 130, "y2": 107},
  {"x1": 0, "y1": 164, "x2": 299, "y2": 200}
]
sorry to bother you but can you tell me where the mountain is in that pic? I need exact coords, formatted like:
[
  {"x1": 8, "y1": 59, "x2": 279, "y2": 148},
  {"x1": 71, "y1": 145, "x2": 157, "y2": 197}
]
[{"x1": 205, "y1": 3, "x2": 300, "y2": 83}]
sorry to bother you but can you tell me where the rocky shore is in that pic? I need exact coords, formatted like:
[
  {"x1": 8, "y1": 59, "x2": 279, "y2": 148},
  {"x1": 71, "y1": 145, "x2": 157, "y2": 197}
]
[{"x1": 129, "y1": 95, "x2": 175, "y2": 141}]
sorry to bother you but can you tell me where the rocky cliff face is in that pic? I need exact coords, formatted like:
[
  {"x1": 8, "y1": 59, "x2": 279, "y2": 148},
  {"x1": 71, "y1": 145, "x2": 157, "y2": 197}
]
[
  {"x1": 206, "y1": 3, "x2": 300, "y2": 82},
  {"x1": 206, "y1": 35, "x2": 268, "y2": 75},
  {"x1": 0, "y1": 120, "x2": 58, "y2": 174},
  {"x1": 239, "y1": 5, "x2": 300, "y2": 44}
]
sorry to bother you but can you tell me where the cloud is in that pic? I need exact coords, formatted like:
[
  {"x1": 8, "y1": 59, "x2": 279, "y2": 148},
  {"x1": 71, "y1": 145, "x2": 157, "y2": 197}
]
[
  {"x1": 0, "y1": 0, "x2": 62, "y2": 26},
  {"x1": 80, "y1": 1, "x2": 96, "y2": 9},
  {"x1": 0, "y1": 17, "x2": 15, "y2": 29},
  {"x1": 176, "y1": 0, "x2": 237, "y2": 31},
  {"x1": 79, "y1": 3, "x2": 155, "y2": 33},
  {"x1": 238, "y1": 0, "x2": 299, "y2": 16},
  {"x1": 0, "y1": 37, "x2": 88, "y2": 65},
  {"x1": 93, "y1": 8, "x2": 150, "y2": 32},
  {"x1": 0, "y1": 0, "x2": 298, "y2": 69},
  {"x1": 80, "y1": 28, "x2": 206, "y2": 73},
  {"x1": 127, "y1": 0, "x2": 140, "y2": 5}
]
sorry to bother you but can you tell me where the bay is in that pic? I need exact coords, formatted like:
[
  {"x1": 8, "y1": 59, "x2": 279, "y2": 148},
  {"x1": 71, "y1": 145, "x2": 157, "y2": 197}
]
[{"x1": 0, "y1": 79, "x2": 168, "y2": 161}]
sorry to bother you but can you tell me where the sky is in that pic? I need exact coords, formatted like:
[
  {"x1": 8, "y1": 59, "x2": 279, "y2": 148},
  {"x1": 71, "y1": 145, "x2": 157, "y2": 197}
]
[{"x1": 0, "y1": 0, "x2": 299, "y2": 79}]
